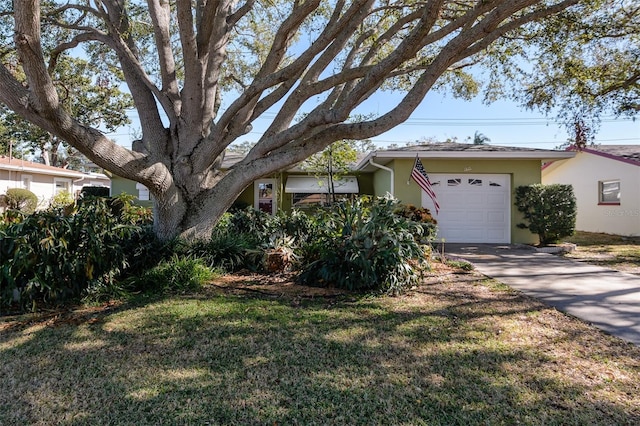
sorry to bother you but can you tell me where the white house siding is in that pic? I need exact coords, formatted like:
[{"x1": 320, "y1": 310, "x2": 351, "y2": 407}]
[
  {"x1": 1, "y1": 157, "x2": 110, "y2": 210},
  {"x1": 543, "y1": 151, "x2": 640, "y2": 236}
]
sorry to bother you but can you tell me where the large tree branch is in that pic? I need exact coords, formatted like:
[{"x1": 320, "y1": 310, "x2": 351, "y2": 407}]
[
  {"x1": 13, "y1": 0, "x2": 59, "y2": 114},
  {"x1": 98, "y1": 0, "x2": 168, "y2": 151},
  {"x1": 148, "y1": 0, "x2": 181, "y2": 117}
]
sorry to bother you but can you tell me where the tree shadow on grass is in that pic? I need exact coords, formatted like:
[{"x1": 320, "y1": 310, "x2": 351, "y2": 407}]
[{"x1": 1, "y1": 276, "x2": 639, "y2": 425}]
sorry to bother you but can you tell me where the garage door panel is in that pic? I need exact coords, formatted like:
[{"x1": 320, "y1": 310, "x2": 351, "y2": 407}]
[
  {"x1": 487, "y1": 193, "x2": 507, "y2": 205},
  {"x1": 423, "y1": 174, "x2": 510, "y2": 244},
  {"x1": 486, "y1": 210, "x2": 506, "y2": 224}
]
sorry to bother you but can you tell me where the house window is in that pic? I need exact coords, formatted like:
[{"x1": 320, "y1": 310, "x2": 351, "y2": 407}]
[
  {"x1": 599, "y1": 180, "x2": 620, "y2": 204},
  {"x1": 255, "y1": 179, "x2": 277, "y2": 215},
  {"x1": 292, "y1": 192, "x2": 353, "y2": 209},
  {"x1": 54, "y1": 178, "x2": 71, "y2": 194},
  {"x1": 22, "y1": 175, "x2": 32, "y2": 191},
  {"x1": 136, "y1": 183, "x2": 150, "y2": 201}
]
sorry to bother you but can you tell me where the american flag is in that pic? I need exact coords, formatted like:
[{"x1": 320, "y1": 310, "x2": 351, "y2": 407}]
[{"x1": 411, "y1": 156, "x2": 440, "y2": 215}]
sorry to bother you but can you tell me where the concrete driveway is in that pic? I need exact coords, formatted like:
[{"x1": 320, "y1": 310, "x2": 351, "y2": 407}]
[{"x1": 446, "y1": 244, "x2": 640, "y2": 346}]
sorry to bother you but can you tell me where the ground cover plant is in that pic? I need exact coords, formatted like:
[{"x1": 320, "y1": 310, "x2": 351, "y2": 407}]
[
  {"x1": 562, "y1": 231, "x2": 640, "y2": 275},
  {"x1": 1, "y1": 267, "x2": 638, "y2": 425}
]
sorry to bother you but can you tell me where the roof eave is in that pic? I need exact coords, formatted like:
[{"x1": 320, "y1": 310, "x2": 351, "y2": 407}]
[
  {"x1": 0, "y1": 164, "x2": 86, "y2": 178},
  {"x1": 356, "y1": 150, "x2": 575, "y2": 170}
]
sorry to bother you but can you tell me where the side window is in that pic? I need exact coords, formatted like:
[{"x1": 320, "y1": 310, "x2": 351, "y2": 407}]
[
  {"x1": 54, "y1": 178, "x2": 71, "y2": 194},
  {"x1": 22, "y1": 175, "x2": 33, "y2": 190},
  {"x1": 136, "y1": 183, "x2": 150, "y2": 201},
  {"x1": 599, "y1": 180, "x2": 620, "y2": 204}
]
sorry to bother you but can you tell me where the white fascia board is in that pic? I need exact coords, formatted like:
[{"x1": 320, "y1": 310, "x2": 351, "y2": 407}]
[
  {"x1": 356, "y1": 150, "x2": 575, "y2": 169},
  {"x1": 0, "y1": 164, "x2": 85, "y2": 178}
]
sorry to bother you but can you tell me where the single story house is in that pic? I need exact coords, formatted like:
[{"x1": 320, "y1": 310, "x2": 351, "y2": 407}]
[
  {"x1": 110, "y1": 152, "x2": 374, "y2": 211},
  {"x1": 0, "y1": 155, "x2": 110, "y2": 209},
  {"x1": 542, "y1": 145, "x2": 640, "y2": 236},
  {"x1": 355, "y1": 143, "x2": 575, "y2": 244},
  {"x1": 111, "y1": 143, "x2": 574, "y2": 244}
]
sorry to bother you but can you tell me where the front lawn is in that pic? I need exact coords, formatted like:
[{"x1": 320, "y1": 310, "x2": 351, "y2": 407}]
[
  {"x1": 562, "y1": 231, "x2": 640, "y2": 274},
  {"x1": 1, "y1": 270, "x2": 638, "y2": 425}
]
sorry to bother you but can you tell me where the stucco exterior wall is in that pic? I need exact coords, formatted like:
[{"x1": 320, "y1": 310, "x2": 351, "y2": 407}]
[
  {"x1": 110, "y1": 175, "x2": 153, "y2": 208},
  {"x1": 1, "y1": 169, "x2": 106, "y2": 209},
  {"x1": 372, "y1": 158, "x2": 543, "y2": 244},
  {"x1": 543, "y1": 152, "x2": 640, "y2": 236}
]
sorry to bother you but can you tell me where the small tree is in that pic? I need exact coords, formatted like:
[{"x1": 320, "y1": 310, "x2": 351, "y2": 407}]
[
  {"x1": 4, "y1": 188, "x2": 38, "y2": 214},
  {"x1": 301, "y1": 140, "x2": 359, "y2": 204},
  {"x1": 515, "y1": 184, "x2": 576, "y2": 245}
]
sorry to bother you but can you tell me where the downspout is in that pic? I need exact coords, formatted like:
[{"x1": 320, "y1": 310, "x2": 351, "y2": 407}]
[{"x1": 368, "y1": 157, "x2": 394, "y2": 197}]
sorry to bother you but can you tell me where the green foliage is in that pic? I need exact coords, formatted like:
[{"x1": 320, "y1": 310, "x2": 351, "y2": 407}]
[
  {"x1": 187, "y1": 230, "x2": 262, "y2": 272},
  {"x1": 49, "y1": 190, "x2": 74, "y2": 210},
  {"x1": 393, "y1": 204, "x2": 438, "y2": 242},
  {"x1": 515, "y1": 184, "x2": 577, "y2": 246},
  {"x1": 301, "y1": 140, "x2": 359, "y2": 203},
  {"x1": 185, "y1": 208, "x2": 319, "y2": 273},
  {"x1": 299, "y1": 196, "x2": 427, "y2": 294},
  {"x1": 0, "y1": 197, "x2": 158, "y2": 311},
  {"x1": 109, "y1": 193, "x2": 153, "y2": 226},
  {"x1": 131, "y1": 256, "x2": 214, "y2": 294},
  {"x1": 4, "y1": 188, "x2": 38, "y2": 214},
  {"x1": 0, "y1": 55, "x2": 133, "y2": 168}
]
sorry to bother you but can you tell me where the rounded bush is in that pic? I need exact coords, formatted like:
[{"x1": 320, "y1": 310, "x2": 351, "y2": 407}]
[{"x1": 5, "y1": 188, "x2": 38, "y2": 214}]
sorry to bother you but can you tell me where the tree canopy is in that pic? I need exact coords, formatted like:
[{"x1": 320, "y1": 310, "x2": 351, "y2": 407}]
[
  {"x1": 494, "y1": 0, "x2": 640, "y2": 133},
  {"x1": 0, "y1": 0, "x2": 595, "y2": 240}
]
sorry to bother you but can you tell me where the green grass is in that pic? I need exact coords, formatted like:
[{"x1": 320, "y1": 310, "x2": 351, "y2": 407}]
[{"x1": 1, "y1": 275, "x2": 639, "y2": 425}]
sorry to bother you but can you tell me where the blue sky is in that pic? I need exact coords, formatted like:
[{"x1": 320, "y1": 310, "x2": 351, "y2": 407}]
[
  {"x1": 364, "y1": 92, "x2": 640, "y2": 149},
  {"x1": 110, "y1": 90, "x2": 639, "y2": 151}
]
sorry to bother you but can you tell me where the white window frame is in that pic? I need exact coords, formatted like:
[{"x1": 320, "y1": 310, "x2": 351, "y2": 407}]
[
  {"x1": 598, "y1": 180, "x2": 620, "y2": 205},
  {"x1": 53, "y1": 178, "x2": 72, "y2": 194},
  {"x1": 136, "y1": 183, "x2": 150, "y2": 201},
  {"x1": 22, "y1": 175, "x2": 33, "y2": 191},
  {"x1": 254, "y1": 179, "x2": 278, "y2": 215}
]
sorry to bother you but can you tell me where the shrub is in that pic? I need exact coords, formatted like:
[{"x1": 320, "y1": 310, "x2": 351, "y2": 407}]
[
  {"x1": 0, "y1": 197, "x2": 155, "y2": 310},
  {"x1": 130, "y1": 255, "x2": 214, "y2": 294},
  {"x1": 109, "y1": 193, "x2": 153, "y2": 225},
  {"x1": 80, "y1": 186, "x2": 110, "y2": 197},
  {"x1": 5, "y1": 188, "x2": 38, "y2": 214},
  {"x1": 394, "y1": 204, "x2": 438, "y2": 242},
  {"x1": 299, "y1": 196, "x2": 427, "y2": 294},
  {"x1": 49, "y1": 190, "x2": 75, "y2": 211},
  {"x1": 515, "y1": 184, "x2": 577, "y2": 246},
  {"x1": 227, "y1": 206, "x2": 278, "y2": 245},
  {"x1": 186, "y1": 229, "x2": 262, "y2": 272}
]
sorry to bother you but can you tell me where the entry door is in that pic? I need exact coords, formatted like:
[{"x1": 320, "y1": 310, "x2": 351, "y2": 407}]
[
  {"x1": 422, "y1": 174, "x2": 510, "y2": 243},
  {"x1": 255, "y1": 179, "x2": 278, "y2": 215}
]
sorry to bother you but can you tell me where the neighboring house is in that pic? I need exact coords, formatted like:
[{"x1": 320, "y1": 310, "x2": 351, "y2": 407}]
[
  {"x1": 542, "y1": 145, "x2": 640, "y2": 236},
  {"x1": 110, "y1": 143, "x2": 574, "y2": 244},
  {"x1": 0, "y1": 155, "x2": 110, "y2": 209},
  {"x1": 356, "y1": 143, "x2": 574, "y2": 244}
]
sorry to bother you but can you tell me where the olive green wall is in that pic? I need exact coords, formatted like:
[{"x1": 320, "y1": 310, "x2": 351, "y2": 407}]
[
  {"x1": 109, "y1": 175, "x2": 153, "y2": 208},
  {"x1": 372, "y1": 167, "x2": 392, "y2": 197},
  {"x1": 374, "y1": 158, "x2": 542, "y2": 244},
  {"x1": 357, "y1": 173, "x2": 375, "y2": 196}
]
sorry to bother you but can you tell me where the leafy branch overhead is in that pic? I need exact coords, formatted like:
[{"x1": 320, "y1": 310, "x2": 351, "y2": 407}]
[{"x1": 0, "y1": 1, "x2": 594, "y2": 240}]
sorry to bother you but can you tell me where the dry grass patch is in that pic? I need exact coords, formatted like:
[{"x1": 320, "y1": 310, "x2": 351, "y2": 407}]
[
  {"x1": 563, "y1": 231, "x2": 640, "y2": 274},
  {"x1": 1, "y1": 266, "x2": 639, "y2": 425}
]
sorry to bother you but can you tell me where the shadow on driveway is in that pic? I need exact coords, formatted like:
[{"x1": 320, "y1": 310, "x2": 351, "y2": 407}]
[{"x1": 446, "y1": 244, "x2": 640, "y2": 346}]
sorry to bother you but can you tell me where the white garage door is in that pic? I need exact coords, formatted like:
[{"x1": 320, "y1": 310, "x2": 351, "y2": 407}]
[{"x1": 422, "y1": 174, "x2": 511, "y2": 243}]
